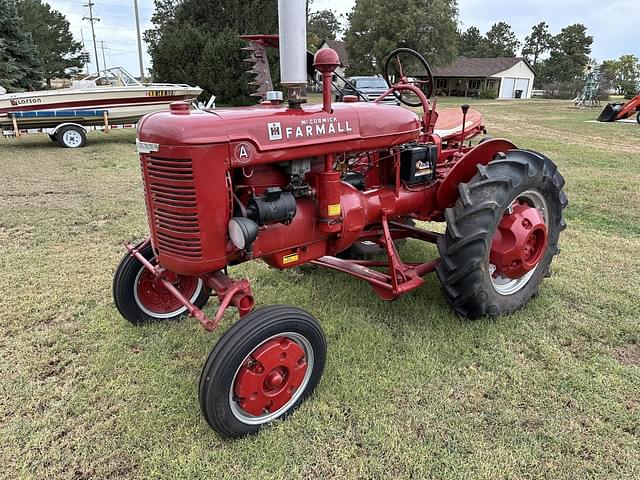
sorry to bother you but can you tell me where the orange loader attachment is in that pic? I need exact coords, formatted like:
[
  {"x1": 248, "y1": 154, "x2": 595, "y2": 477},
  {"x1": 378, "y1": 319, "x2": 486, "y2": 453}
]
[{"x1": 598, "y1": 94, "x2": 640, "y2": 123}]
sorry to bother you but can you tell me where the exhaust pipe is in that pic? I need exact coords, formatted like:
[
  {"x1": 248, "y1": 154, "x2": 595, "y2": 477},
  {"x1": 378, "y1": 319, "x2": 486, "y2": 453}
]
[{"x1": 278, "y1": 0, "x2": 307, "y2": 107}]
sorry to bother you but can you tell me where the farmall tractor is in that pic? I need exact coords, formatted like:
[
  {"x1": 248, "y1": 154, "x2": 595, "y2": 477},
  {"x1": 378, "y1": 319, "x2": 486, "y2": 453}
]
[{"x1": 112, "y1": 1, "x2": 567, "y2": 438}]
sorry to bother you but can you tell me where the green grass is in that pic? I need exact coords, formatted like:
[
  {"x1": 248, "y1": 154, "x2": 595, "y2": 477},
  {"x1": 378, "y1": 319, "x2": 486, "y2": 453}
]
[{"x1": 1, "y1": 100, "x2": 639, "y2": 479}]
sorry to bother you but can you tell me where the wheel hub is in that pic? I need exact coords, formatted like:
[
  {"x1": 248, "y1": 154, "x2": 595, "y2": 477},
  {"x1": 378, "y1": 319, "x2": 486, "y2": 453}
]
[
  {"x1": 234, "y1": 337, "x2": 308, "y2": 417},
  {"x1": 135, "y1": 268, "x2": 198, "y2": 314},
  {"x1": 490, "y1": 201, "x2": 548, "y2": 279}
]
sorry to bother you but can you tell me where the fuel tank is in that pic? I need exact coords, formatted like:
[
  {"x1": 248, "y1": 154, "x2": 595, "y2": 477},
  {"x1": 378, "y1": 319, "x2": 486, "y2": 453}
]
[{"x1": 138, "y1": 101, "x2": 422, "y2": 163}]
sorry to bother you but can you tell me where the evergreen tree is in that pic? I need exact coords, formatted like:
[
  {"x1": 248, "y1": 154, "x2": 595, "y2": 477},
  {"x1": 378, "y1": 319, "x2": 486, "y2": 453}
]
[
  {"x1": 0, "y1": 0, "x2": 43, "y2": 91},
  {"x1": 540, "y1": 24, "x2": 593, "y2": 84},
  {"x1": 458, "y1": 26, "x2": 489, "y2": 57},
  {"x1": 145, "y1": 0, "x2": 279, "y2": 105},
  {"x1": 17, "y1": 0, "x2": 83, "y2": 87},
  {"x1": 484, "y1": 22, "x2": 520, "y2": 57},
  {"x1": 522, "y1": 22, "x2": 552, "y2": 68}
]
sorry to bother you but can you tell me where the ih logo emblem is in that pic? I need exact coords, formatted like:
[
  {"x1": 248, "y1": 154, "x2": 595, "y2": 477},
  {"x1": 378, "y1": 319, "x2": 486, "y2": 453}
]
[{"x1": 267, "y1": 122, "x2": 282, "y2": 141}]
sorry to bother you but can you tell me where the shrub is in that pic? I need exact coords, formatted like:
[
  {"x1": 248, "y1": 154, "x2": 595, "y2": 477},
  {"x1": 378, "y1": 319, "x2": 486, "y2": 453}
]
[{"x1": 479, "y1": 87, "x2": 497, "y2": 99}]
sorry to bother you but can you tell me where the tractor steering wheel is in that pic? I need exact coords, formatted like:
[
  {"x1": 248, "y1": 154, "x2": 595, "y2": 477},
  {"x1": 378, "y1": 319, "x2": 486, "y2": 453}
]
[{"x1": 383, "y1": 48, "x2": 435, "y2": 107}]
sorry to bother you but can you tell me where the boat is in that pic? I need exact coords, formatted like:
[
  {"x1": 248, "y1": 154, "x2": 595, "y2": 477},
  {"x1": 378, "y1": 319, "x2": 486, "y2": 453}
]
[{"x1": 0, "y1": 67, "x2": 202, "y2": 130}]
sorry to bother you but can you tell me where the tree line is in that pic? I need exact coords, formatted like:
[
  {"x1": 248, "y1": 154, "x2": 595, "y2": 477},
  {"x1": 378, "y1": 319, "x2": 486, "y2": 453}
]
[
  {"x1": 1, "y1": 0, "x2": 638, "y2": 102},
  {"x1": 0, "y1": 0, "x2": 83, "y2": 92}
]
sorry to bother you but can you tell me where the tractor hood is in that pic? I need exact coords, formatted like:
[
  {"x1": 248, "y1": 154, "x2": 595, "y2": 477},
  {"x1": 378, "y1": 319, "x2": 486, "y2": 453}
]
[{"x1": 138, "y1": 102, "x2": 422, "y2": 165}]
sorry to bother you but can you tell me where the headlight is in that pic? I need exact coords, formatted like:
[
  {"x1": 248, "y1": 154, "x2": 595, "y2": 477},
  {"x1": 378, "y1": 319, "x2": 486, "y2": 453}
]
[{"x1": 228, "y1": 217, "x2": 259, "y2": 250}]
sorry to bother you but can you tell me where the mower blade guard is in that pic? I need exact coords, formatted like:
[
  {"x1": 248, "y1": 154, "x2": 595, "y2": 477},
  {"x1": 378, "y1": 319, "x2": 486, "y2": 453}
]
[{"x1": 597, "y1": 103, "x2": 620, "y2": 122}]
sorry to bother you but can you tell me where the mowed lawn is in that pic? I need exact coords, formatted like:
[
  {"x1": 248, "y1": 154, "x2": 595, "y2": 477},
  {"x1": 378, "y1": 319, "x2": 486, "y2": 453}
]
[{"x1": 1, "y1": 99, "x2": 639, "y2": 479}]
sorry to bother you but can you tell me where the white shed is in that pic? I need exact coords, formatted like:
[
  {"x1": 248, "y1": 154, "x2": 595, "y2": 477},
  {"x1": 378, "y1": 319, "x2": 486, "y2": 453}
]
[{"x1": 432, "y1": 57, "x2": 536, "y2": 99}]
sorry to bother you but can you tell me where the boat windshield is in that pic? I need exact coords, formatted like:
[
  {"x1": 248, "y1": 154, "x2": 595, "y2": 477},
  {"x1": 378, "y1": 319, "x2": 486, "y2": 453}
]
[{"x1": 81, "y1": 67, "x2": 141, "y2": 87}]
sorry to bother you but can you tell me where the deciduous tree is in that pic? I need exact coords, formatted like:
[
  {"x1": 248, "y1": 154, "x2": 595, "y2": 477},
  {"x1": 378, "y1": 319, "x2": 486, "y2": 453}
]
[
  {"x1": 344, "y1": 0, "x2": 458, "y2": 75},
  {"x1": 307, "y1": 9, "x2": 341, "y2": 50},
  {"x1": 17, "y1": 0, "x2": 83, "y2": 87}
]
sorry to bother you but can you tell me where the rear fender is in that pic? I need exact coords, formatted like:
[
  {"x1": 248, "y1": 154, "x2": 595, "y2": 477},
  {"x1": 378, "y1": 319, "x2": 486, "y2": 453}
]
[{"x1": 437, "y1": 138, "x2": 516, "y2": 208}]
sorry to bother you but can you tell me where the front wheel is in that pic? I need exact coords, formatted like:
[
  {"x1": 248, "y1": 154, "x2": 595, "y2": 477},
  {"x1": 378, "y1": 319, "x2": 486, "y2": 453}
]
[
  {"x1": 112, "y1": 241, "x2": 210, "y2": 324},
  {"x1": 199, "y1": 305, "x2": 326, "y2": 438},
  {"x1": 436, "y1": 149, "x2": 568, "y2": 318}
]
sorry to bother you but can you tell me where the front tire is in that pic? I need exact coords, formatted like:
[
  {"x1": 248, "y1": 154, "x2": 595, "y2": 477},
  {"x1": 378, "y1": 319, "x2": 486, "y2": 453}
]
[
  {"x1": 199, "y1": 305, "x2": 326, "y2": 438},
  {"x1": 112, "y1": 241, "x2": 210, "y2": 324},
  {"x1": 436, "y1": 149, "x2": 567, "y2": 318}
]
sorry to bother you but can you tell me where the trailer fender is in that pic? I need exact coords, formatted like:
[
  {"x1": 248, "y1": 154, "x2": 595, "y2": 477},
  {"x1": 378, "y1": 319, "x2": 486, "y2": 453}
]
[
  {"x1": 437, "y1": 138, "x2": 516, "y2": 208},
  {"x1": 50, "y1": 122, "x2": 88, "y2": 136}
]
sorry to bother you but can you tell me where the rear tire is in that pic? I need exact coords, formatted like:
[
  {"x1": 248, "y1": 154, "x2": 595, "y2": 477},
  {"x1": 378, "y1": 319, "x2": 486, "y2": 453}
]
[
  {"x1": 112, "y1": 241, "x2": 210, "y2": 324},
  {"x1": 636, "y1": 112, "x2": 640, "y2": 125},
  {"x1": 436, "y1": 149, "x2": 567, "y2": 318},
  {"x1": 57, "y1": 125, "x2": 86, "y2": 148},
  {"x1": 199, "y1": 305, "x2": 326, "y2": 438}
]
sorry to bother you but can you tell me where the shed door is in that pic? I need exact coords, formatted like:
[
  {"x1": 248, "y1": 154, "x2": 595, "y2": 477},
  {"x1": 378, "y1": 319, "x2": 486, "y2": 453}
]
[
  {"x1": 516, "y1": 78, "x2": 530, "y2": 98},
  {"x1": 501, "y1": 77, "x2": 516, "y2": 98}
]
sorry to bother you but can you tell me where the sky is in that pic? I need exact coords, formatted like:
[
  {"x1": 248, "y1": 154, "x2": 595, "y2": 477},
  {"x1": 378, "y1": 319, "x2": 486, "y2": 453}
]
[{"x1": 47, "y1": 0, "x2": 639, "y2": 78}]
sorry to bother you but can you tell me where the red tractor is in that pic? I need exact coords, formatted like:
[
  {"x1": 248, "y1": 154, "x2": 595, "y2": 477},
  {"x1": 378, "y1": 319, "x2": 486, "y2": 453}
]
[{"x1": 112, "y1": 3, "x2": 567, "y2": 438}]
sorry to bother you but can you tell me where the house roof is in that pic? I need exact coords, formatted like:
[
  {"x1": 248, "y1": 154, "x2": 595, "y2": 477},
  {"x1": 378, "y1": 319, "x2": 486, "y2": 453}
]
[
  {"x1": 319, "y1": 39, "x2": 350, "y2": 68},
  {"x1": 432, "y1": 57, "x2": 533, "y2": 78}
]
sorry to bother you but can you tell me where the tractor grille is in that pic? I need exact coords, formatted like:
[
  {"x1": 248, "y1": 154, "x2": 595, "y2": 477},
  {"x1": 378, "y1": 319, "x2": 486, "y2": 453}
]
[{"x1": 143, "y1": 156, "x2": 202, "y2": 258}]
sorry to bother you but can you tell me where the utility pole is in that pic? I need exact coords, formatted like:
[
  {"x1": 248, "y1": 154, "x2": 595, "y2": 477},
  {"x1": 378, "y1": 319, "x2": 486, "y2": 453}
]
[
  {"x1": 80, "y1": 29, "x2": 89, "y2": 74},
  {"x1": 99, "y1": 41, "x2": 107, "y2": 71},
  {"x1": 83, "y1": 1, "x2": 101, "y2": 74},
  {"x1": 133, "y1": 0, "x2": 145, "y2": 80}
]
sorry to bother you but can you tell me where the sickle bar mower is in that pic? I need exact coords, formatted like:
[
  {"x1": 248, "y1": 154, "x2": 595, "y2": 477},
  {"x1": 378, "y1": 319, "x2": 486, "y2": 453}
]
[{"x1": 112, "y1": 0, "x2": 567, "y2": 438}]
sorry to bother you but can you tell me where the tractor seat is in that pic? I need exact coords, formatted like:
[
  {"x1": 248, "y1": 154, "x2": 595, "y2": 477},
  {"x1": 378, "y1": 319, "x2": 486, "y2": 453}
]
[{"x1": 433, "y1": 107, "x2": 484, "y2": 141}]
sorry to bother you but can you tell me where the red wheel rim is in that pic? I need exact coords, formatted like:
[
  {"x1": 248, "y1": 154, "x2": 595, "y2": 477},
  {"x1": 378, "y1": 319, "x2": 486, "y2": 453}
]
[
  {"x1": 135, "y1": 266, "x2": 200, "y2": 316},
  {"x1": 490, "y1": 201, "x2": 548, "y2": 279},
  {"x1": 233, "y1": 336, "x2": 309, "y2": 418}
]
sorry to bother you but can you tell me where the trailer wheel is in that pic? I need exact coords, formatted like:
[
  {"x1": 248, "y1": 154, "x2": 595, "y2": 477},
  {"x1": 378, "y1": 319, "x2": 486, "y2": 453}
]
[
  {"x1": 57, "y1": 125, "x2": 86, "y2": 148},
  {"x1": 199, "y1": 305, "x2": 326, "y2": 438},
  {"x1": 112, "y1": 241, "x2": 210, "y2": 324},
  {"x1": 436, "y1": 149, "x2": 567, "y2": 318}
]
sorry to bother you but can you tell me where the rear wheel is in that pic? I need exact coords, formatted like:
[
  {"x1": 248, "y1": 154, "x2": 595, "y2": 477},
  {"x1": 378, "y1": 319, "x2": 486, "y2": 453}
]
[
  {"x1": 199, "y1": 305, "x2": 326, "y2": 438},
  {"x1": 112, "y1": 241, "x2": 210, "y2": 324},
  {"x1": 436, "y1": 149, "x2": 567, "y2": 318},
  {"x1": 636, "y1": 112, "x2": 640, "y2": 125},
  {"x1": 57, "y1": 125, "x2": 86, "y2": 148}
]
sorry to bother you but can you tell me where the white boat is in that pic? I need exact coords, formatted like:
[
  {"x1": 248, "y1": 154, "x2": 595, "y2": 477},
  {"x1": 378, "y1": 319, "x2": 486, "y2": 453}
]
[{"x1": 0, "y1": 67, "x2": 203, "y2": 130}]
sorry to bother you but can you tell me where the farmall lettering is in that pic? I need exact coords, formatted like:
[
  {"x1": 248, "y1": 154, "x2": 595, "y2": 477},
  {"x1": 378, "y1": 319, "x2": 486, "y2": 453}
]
[{"x1": 267, "y1": 116, "x2": 353, "y2": 142}]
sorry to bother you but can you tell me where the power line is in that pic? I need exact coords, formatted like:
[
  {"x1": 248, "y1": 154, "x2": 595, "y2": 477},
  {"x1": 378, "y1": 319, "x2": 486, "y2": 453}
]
[{"x1": 83, "y1": 1, "x2": 101, "y2": 73}]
